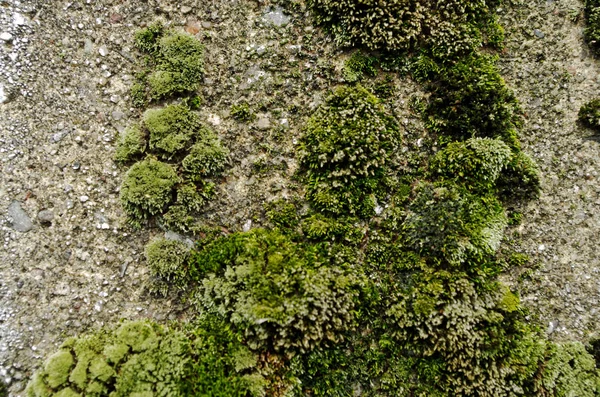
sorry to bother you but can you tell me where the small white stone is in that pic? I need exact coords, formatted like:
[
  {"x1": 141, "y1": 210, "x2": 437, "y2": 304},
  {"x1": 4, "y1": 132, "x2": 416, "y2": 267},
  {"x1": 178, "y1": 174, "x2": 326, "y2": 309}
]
[
  {"x1": 0, "y1": 32, "x2": 13, "y2": 42},
  {"x1": 208, "y1": 113, "x2": 221, "y2": 126},
  {"x1": 538, "y1": 244, "x2": 546, "y2": 252},
  {"x1": 99, "y1": 46, "x2": 108, "y2": 56},
  {"x1": 13, "y1": 13, "x2": 25, "y2": 26},
  {"x1": 79, "y1": 195, "x2": 89, "y2": 202},
  {"x1": 101, "y1": 223, "x2": 109, "y2": 230},
  {"x1": 243, "y1": 219, "x2": 252, "y2": 232},
  {"x1": 0, "y1": 84, "x2": 7, "y2": 104}
]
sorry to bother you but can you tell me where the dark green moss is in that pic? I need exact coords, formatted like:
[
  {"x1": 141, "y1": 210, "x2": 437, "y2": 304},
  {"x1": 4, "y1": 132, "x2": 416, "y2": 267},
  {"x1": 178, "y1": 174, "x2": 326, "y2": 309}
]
[
  {"x1": 423, "y1": 54, "x2": 522, "y2": 147},
  {"x1": 343, "y1": 51, "x2": 378, "y2": 83},
  {"x1": 230, "y1": 102, "x2": 256, "y2": 122},
  {"x1": 497, "y1": 151, "x2": 542, "y2": 201},
  {"x1": 430, "y1": 137, "x2": 512, "y2": 193},
  {"x1": 265, "y1": 199, "x2": 300, "y2": 232},
  {"x1": 585, "y1": 0, "x2": 600, "y2": 55},
  {"x1": 309, "y1": 0, "x2": 500, "y2": 56},
  {"x1": 299, "y1": 84, "x2": 401, "y2": 217},
  {"x1": 579, "y1": 98, "x2": 600, "y2": 131}
]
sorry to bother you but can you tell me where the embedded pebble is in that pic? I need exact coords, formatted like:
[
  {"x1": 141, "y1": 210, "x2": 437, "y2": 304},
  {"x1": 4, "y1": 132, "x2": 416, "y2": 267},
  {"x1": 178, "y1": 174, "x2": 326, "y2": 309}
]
[{"x1": 7, "y1": 201, "x2": 33, "y2": 232}]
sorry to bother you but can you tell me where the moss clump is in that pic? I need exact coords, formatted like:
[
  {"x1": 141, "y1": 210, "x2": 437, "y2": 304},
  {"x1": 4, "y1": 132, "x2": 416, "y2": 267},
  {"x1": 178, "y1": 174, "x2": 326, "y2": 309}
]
[
  {"x1": 44, "y1": 351, "x2": 75, "y2": 389},
  {"x1": 120, "y1": 157, "x2": 179, "y2": 226},
  {"x1": 497, "y1": 151, "x2": 542, "y2": 201},
  {"x1": 145, "y1": 237, "x2": 191, "y2": 296},
  {"x1": 403, "y1": 182, "x2": 507, "y2": 267},
  {"x1": 430, "y1": 137, "x2": 512, "y2": 193},
  {"x1": 192, "y1": 228, "x2": 362, "y2": 354},
  {"x1": 148, "y1": 33, "x2": 205, "y2": 100},
  {"x1": 230, "y1": 102, "x2": 256, "y2": 122},
  {"x1": 585, "y1": 0, "x2": 600, "y2": 55},
  {"x1": 309, "y1": 0, "x2": 500, "y2": 56},
  {"x1": 299, "y1": 85, "x2": 400, "y2": 217},
  {"x1": 134, "y1": 22, "x2": 164, "y2": 54},
  {"x1": 134, "y1": 24, "x2": 204, "y2": 100},
  {"x1": 387, "y1": 272, "x2": 547, "y2": 395},
  {"x1": 423, "y1": 54, "x2": 522, "y2": 146},
  {"x1": 143, "y1": 104, "x2": 202, "y2": 159},
  {"x1": 0, "y1": 381, "x2": 7, "y2": 397},
  {"x1": 579, "y1": 98, "x2": 600, "y2": 131},
  {"x1": 114, "y1": 124, "x2": 146, "y2": 163},
  {"x1": 541, "y1": 342, "x2": 600, "y2": 396},
  {"x1": 26, "y1": 320, "x2": 259, "y2": 397},
  {"x1": 182, "y1": 135, "x2": 229, "y2": 179},
  {"x1": 343, "y1": 51, "x2": 378, "y2": 83}
]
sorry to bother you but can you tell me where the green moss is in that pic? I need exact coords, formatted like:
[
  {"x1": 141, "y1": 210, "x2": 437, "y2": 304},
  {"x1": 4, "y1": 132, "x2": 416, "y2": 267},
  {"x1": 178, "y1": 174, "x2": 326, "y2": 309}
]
[
  {"x1": 585, "y1": 0, "x2": 600, "y2": 55},
  {"x1": 27, "y1": 319, "x2": 259, "y2": 397},
  {"x1": 403, "y1": 182, "x2": 507, "y2": 267},
  {"x1": 120, "y1": 157, "x2": 179, "y2": 226},
  {"x1": 130, "y1": 82, "x2": 148, "y2": 109},
  {"x1": 265, "y1": 199, "x2": 300, "y2": 232},
  {"x1": 145, "y1": 237, "x2": 191, "y2": 296},
  {"x1": 542, "y1": 342, "x2": 600, "y2": 396},
  {"x1": 309, "y1": 0, "x2": 500, "y2": 56},
  {"x1": 44, "y1": 351, "x2": 74, "y2": 389},
  {"x1": 53, "y1": 388, "x2": 80, "y2": 397},
  {"x1": 114, "y1": 124, "x2": 146, "y2": 163},
  {"x1": 148, "y1": 32, "x2": 205, "y2": 99},
  {"x1": 579, "y1": 98, "x2": 600, "y2": 131},
  {"x1": 161, "y1": 204, "x2": 196, "y2": 234},
  {"x1": 182, "y1": 135, "x2": 229, "y2": 178},
  {"x1": 192, "y1": 229, "x2": 362, "y2": 354},
  {"x1": 134, "y1": 22, "x2": 164, "y2": 54},
  {"x1": 0, "y1": 380, "x2": 7, "y2": 397},
  {"x1": 143, "y1": 104, "x2": 202, "y2": 159},
  {"x1": 343, "y1": 51, "x2": 377, "y2": 83},
  {"x1": 497, "y1": 150, "x2": 542, "y2": 201},
  {"x1": 299, "y1": 85, "x2": 401, "y2": 217},
  {"x1": 230, "y1": 102, "x2": 256, "y2": 122},
  {"x1": 430, "y1": 137, "x2": 512, "y2": 193},
  {"x1": 176, "y1": 182, "x2": 213, "y2": 212},
  {"x1": 423, "y1": 54, "x2": 522, "y2": 147}
]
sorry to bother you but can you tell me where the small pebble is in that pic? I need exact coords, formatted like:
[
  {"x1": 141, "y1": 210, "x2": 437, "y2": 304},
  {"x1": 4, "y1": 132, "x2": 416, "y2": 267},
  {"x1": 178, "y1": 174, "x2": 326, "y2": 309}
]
[{"x1": 79, "y1": 195, "x2": 89, "y2": 203}]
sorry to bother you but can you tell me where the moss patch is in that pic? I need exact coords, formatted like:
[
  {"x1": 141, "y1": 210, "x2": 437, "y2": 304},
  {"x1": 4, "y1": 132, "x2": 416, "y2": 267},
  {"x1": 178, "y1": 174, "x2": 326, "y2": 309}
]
[{"x1": 299, "y1": 84, "x2": 400, "y2": 217}]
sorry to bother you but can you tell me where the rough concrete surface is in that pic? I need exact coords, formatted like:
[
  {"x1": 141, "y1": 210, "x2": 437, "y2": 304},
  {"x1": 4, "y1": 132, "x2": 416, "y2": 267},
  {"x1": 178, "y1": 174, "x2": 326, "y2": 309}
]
[{"x1": 0, "y1": 0, "x2": 598, "y2": 395}]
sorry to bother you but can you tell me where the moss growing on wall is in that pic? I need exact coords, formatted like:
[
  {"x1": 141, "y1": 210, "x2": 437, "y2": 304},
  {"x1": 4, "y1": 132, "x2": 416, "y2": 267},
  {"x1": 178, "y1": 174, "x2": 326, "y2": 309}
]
[
  {"x1": 192, "y1": 229, "x2": 362, "y2": 355},
  {"x1": 423, "y1": 54, "x2": 522, "y2": 146},
  {"x1": 579, "y1": 98, "x2": 600, "y2": 132},
  {"x1": 585, "y1": 0, "x2": 600, "y2": 55},
  {"x1": 430, "y1": 137, "x2": 512, "y2": 193},
  {"x1": 143, "y1": 104, "x2": 202, "y2": 160},
  {"x1": 119, "y1": 157, "x2": 179, "y2": 226},
  {"x1": 403, "y1": 182, "x2": 507, "y2": 267},
  {"x1": 145, "y1": 237, "x2": 191, "y2": 296},
  {"x1": 308, "y1": 0, "x2": 501, "y2": 56},
  {"x1": 182, "y1": 136, "x2": 229, "y2": 179},
  {"x1": 114, "y1": 124, "x2": 146, "y2": 164},
  {"x1": 299, "y1": 84, "x2": 400, "y2": 217},
  {"x1": 26, "y1": 320, "x2": 261, "y2": 397}
]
